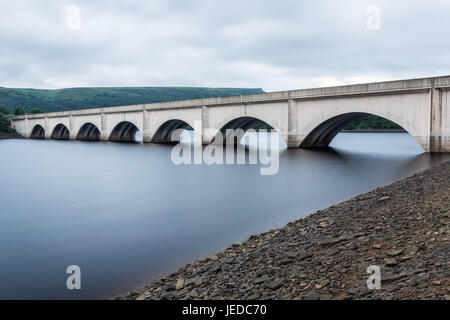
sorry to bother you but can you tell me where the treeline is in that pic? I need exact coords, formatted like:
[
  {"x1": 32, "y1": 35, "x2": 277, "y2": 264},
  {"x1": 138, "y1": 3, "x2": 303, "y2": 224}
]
[
  {"x1": 0, "y1": 87, "x2": 264, "y2": 114},
  {"x1": 343, "y1": 115, "x2": 402, "y2": 130},
  {"x1": 0, "y1": 105, "x2": 43, "y2": 133},
  {"x1": 0, "y1": 106, "x2": 15, "y2": 133},
  {"x1": 247, "y1": 115, "x2": 401, "y2": 131}
]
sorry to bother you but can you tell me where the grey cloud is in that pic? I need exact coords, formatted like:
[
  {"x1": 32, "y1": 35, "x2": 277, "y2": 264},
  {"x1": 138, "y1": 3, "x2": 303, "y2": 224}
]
[{"x1": 0, "y1": 0, "x2": 449, "y2": 91}]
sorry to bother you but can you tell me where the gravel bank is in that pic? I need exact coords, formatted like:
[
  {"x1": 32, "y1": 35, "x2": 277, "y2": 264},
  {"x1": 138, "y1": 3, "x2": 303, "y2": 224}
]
[{"x1": 120, "y1": 161, "x2": 450, "y2": 300}]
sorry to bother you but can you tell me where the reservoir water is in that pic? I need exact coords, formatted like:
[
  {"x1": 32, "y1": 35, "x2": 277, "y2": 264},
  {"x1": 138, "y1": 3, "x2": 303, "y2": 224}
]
[{"x1": 0, "y1": 132, "x2": 449, "y2": 299}]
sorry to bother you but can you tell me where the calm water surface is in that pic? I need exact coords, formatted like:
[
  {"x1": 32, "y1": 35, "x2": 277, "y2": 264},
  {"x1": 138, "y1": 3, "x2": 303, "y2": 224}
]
[{"x1": 0, "y1": 132, "x2": 449, "y2": 299}]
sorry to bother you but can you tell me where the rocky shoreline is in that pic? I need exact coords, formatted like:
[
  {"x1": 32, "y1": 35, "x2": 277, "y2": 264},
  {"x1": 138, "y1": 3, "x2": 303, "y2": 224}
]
[{"x1": 119, "y1": 161, "x2": 450, "y2": 300}]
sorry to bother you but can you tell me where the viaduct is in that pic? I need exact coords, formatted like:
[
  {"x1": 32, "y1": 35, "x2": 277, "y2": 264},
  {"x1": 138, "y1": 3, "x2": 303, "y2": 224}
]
[{"x1": 10, "y1": 76, "x2": 450, "y2": 152}]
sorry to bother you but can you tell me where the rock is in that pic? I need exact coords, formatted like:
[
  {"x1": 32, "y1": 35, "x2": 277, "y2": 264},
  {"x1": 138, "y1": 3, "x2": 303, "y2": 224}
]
[
  {"x1": 285, "y1": 251, "x2": 297, "y2": 258},
  {"x1": 319, "y1": 279, "x2": 330, "y2": 287},
  {"x1": 276, "y1": 258, "x2": 293, "y2": 266},
  {"x1": 372, "y1": 243, "x2": 382, "y2": 249},
  {"x1": 346, "y1": 232, "x2": 367, "y2": 240},
  {"x1": 315, "y1": 279, "x2": 330, "y2": 289},
  {"x1": 406, "y1": 246, "x2": 419, "y2": 256},
  {"x1": 208, "y1": 255, "x2": 219, "y2": 261},
  {"x1": 304, "y1": 292, "x2": 321, "y2": 300},
  {"x1": 189, "y1": 289, "x2": 199, "y2": 298},
  {"x1": 347, "y1": 288, "x2": 357, "y2": 297},
  {"x1": 299, "y1": 227, "x2": 309, "y2": 236},
  {"x1": 175, "y1": 279, "x2": 184, "y2": 290},
  {"x1": 254, "y1": 275, "x2": 270, "y2": 284},
  {"x1": 387, "y1": 249, "x2": 404, "y2": 256},
  {"x1": 318, "y1": 238, "x2": 343, "y2": 248},
  {"x1": 399, "y1": 255, "x2": 412, "y2": 262},
  {"x1": 265, "y1": 278, "x2": 284, "y2": 290},
  {"x1": 382, "y1": 273, "x2": 405, "y2": 284},
  {"x1": 385, "y1": 258, "x2": 398, "y2": 266},
  {"x1": 135, "y1": 294, "x2": 151, "y2": 300},
  {"x1": 209, "y1": 265, "x2": 221, "y2": 273},
  {"x1": 247, "y1": 293, "x2": 260, "y2": 300},
  {"x1": 160, "y1": 292, "x2": 174, "y2": 300},
  {"x1": 297, "y1": 251, "x2": 314, "y2": 260},
  {"x1": 299, "y1": 282, "x2": 308, "y2": 288},
  {"x1": 184, "y1": 277, "x2": 203, "y2": 287},
  {"x1": 378, "y1": 196, "x2": 390, "y2": 201},
  {"x1": 319, "y1": 221, "x2": 328, "y2": 228}
]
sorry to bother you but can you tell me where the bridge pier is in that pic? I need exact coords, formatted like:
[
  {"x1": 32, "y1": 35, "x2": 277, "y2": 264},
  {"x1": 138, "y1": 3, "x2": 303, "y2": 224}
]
[
  {"x1": 44, "y1": 117, "x2": 51, "y2": 139},
  {"x1": 430, "y1": 87, "x2": 450, "y2": 153},
  {"x1": 100, "y1": 133, "x2": 109, "y2": 141},
  {"x1": 287, "y1": 98, "x2": 303, "y2": 148},
  {"x1": 143, "y1": 110, "x2": 152, "y2": 143},
  {"x1": 100, "y1": 113, "x2": 108, "y2": 141},
  {"x1": 143, "y1": 133, "x2": 153, "y2": 143},
  {"x1": 201, "y1": 129, "x2": 220, "y2": 145},
  {"x1": 69, "y1": 115, "x2": 76, "y2": 140}
]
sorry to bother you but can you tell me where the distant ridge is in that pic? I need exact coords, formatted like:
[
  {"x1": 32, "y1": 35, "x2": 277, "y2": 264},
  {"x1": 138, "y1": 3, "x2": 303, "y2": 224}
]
[{"x1": 0, "y1": 87, "x2": 265, "y2": 113}]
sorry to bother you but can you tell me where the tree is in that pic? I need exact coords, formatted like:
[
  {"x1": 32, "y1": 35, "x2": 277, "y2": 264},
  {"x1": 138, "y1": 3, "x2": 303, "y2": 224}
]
[
  {"x1": 0, "y1": 105, "x2": 9, "y2": 115},
  {"x1": 13, "y1": 106, "x2": 25, "y2": 116},
  {"x1": 27, "y1": 108, "x2": 42, "y2": 115},
  {"x1": 0, "y1": 113, "x2": 14, "y2": 133}
]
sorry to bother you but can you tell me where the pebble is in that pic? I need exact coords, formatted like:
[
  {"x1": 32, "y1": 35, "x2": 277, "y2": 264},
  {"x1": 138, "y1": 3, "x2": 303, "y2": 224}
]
[{"x1": 175, "y1": 279, "x2": 184, "y2": 290}]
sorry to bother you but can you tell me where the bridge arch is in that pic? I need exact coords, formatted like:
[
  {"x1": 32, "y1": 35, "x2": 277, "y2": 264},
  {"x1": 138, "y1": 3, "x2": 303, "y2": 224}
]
[
  {"x1": 212, "y1": 116, "x2": 279, "y2": 145},
  {"x1": 151, "y1": 119, "x2": 195, "y2": 143},
  {"x1": 295, "y1": 91, "x2": 431, "y2": 151},
  {"x1": 109, "y1": 121, "x2": 140, "y2": 142},
  {"x1": 76, "y1": 122, "x2": 101, "y2": 141},
  {"x1": 30, "y1": 124, "x2": 45, "y2": 139},
  {"x1": 299, "y1": 112, "x2": 425, "y2": 151},
  {"x1": 51, "y1": 124, "x2": 70, "y2": 140}
]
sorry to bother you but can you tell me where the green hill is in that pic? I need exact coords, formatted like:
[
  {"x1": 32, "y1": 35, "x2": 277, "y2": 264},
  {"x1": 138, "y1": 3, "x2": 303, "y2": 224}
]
[{"x1": 0, "y1": 87, "x2": 264, "y2": 114}]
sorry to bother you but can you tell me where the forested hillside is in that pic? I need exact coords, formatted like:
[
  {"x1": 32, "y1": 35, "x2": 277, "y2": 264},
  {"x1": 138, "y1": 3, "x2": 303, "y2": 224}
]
[
  {"x1": 0, "y1": 87, "x2": 264, "y2": 113},
  {"x1": 344, "y1": 115, "x2": 401, "y2": 130}
]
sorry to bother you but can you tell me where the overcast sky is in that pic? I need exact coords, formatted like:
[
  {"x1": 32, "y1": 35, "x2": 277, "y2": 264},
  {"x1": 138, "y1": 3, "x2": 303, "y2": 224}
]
[{"x1": 1, "y1": 0, "x2": 450, "y2": 91}]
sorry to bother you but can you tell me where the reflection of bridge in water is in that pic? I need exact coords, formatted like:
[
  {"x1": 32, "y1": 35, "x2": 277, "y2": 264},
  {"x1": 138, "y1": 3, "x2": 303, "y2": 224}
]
[{"x1": 11, "y1": 76, "x2": 450, "y2": 153}]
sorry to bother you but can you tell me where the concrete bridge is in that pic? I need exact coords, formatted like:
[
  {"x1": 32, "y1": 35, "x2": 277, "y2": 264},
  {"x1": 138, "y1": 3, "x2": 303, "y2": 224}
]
[{"x1": 10, "y1": 76, "x2": 450, "y2": 152}]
